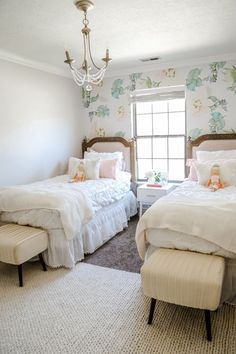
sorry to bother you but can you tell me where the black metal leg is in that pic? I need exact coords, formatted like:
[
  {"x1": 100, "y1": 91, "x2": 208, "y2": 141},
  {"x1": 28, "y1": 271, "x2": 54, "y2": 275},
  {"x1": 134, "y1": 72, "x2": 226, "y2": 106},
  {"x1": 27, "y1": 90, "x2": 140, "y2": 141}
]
[
  {"x1": 39, "y1": 253, "x2": 47, "y2": 272},
  {"x1": 204, "y1": 310, "x2": 212, "y2": 341},
  {"x1": 18, "y1": 264, "x2": 23, "y2": 287},
  {"x1": 148, "y1": 298, "x2": 157, "y2": 325}
]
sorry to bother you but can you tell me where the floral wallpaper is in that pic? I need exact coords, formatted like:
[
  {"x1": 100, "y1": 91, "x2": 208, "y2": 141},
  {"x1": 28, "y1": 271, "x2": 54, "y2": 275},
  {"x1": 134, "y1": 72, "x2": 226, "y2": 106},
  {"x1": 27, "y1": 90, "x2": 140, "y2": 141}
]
[{"x1": 81, "y1": 60, "x2": 236, "y2": 140}]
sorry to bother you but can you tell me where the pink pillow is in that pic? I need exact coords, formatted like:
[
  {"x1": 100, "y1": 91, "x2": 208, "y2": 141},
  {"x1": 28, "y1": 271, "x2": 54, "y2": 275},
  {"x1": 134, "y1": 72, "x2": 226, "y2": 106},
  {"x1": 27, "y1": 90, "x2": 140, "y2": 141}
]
[
  {"x1": 186, "y1": 159, "x2": 198, "y2": 181},
  {"x1": 100, "y1": 159, "x2": 119, "y2": 179}
]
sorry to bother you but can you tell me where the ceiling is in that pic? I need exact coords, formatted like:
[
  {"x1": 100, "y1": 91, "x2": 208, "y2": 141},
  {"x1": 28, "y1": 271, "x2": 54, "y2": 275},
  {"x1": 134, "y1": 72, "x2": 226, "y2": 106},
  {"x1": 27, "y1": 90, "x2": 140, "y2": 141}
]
[{"x1": 0, "y1": 0, "x2": 236, "y2": 77}]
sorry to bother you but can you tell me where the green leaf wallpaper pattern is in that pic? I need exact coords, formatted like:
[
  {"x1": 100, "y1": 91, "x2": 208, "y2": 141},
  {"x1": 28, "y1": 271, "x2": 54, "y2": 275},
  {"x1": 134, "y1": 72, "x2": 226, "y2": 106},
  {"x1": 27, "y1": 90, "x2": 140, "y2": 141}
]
[
  {"x1": 111, "y1": 79, "x2": 126, "y2": 99},
  {"x1": 208, "y1": 96, "x2": 227, "y2": 112},
  {"x1": 204, "y1": 62, "x2": 226, "y2": 83},
  {"x1": 88, "y1": 105, "x2": 110, "y2": 121},
  {"x1": 209, "y1": 112, "x2": 225, "y2": 133},
  {"x1": 224, "y1": 65, "x2": 236, "y2": 94},
  {"x1": 82, "y1": 88, "x2": 99, "y2": 108},
  {"x1": 127, "y1": 73, "x2": 142, "y2": 91},
  {"x1": 186, "y1": 68, "x2": 203, "y2": 91},
  {"x1": 141, "y1": 76, "x2": 161, "y2": 88},
  {"x1": 114, "y1": 131, "x2": 126, "y2": 137},
  {"x1": 188, "y1": 128, "x2": 203, "y2": 140}
]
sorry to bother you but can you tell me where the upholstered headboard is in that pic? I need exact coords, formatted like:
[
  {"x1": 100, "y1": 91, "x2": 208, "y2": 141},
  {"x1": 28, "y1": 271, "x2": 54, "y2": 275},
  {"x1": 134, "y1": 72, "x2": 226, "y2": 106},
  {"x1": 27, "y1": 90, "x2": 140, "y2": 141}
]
[
  {"x1": 82, "y1": 137, "x2": 136, "y2": 181},
  {"x1": 187, "y1": 133, "x2": 236, "y2": 159}
]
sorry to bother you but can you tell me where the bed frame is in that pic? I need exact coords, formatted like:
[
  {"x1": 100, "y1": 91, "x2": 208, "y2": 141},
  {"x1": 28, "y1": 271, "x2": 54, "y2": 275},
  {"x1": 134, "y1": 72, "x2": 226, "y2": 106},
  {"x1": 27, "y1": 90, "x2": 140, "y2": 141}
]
[
  {"x1": 187, "y1": 133, "x2": 236, "y2": 159},
  {"x1": 82, "y1": 136, "x2": 136, "y2": 181}
]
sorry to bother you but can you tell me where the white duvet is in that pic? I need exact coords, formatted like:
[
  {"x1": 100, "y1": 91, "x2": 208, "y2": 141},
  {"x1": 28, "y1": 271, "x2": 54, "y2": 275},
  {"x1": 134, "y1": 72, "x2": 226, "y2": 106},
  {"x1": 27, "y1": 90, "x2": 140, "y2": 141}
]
[
  {"x1": 136, "y1": 181, "x2": 236, "y2": 259},
  {"x1": 0, "y1": 174, "x2": 131, "y2": 241}
]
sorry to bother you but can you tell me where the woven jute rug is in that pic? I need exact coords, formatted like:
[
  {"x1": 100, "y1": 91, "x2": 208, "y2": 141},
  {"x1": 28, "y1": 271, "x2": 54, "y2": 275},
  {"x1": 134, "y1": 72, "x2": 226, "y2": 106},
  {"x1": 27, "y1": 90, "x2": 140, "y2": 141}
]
[{"x1": 0, "y1": 262, "x2": 235, "y2": 354}]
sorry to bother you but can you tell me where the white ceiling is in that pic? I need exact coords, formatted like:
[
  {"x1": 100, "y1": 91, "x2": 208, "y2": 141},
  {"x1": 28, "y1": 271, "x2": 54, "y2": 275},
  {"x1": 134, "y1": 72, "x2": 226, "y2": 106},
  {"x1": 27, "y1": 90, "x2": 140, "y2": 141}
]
[{"x1": 0, "y1": 0, "x2": 236, "y2": 77}]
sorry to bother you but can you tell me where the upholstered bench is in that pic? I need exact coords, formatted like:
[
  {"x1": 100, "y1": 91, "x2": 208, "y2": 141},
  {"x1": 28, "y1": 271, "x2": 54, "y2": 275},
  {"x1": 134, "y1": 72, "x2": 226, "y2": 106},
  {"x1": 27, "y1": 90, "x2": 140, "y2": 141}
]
[
  {"x1": 141, "y1": 248, "x2": 225, "y2": 341},
  {"x1": 0, "y1": 224, "x2": 48, "y2": 287}
]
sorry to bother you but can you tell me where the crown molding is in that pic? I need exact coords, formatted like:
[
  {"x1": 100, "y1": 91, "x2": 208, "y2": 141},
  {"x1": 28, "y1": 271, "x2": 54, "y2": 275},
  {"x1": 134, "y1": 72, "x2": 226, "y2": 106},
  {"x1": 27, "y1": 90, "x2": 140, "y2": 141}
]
[
  {"x1": 0, "y1": 50, "x2": 72, "y2": 79},
  {"x1": 0, "y1": 49, "x2": 236, "y2": 81},
  {"x1": 105, "y1": 52, "x2": 236, "y2": 78}
]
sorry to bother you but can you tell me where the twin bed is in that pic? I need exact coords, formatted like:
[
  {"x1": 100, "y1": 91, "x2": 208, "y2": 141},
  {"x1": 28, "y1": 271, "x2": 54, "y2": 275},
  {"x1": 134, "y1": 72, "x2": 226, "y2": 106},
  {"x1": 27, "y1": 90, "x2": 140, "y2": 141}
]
[
  {"x1": 136, "y1": 133, "x2": 236, "y2": 305},
  {"x1": 0, "y1": 137, "x2": 137, "y2": 268},
  {"x1": 1, "y1": 133, "x2": 236, "y2": 305}
]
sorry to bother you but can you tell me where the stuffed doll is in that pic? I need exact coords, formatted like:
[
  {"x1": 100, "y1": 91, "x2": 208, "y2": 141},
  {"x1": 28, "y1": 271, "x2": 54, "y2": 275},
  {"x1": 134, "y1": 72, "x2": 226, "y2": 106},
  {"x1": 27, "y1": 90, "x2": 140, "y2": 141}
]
[
  {"x1": 206, "y1": 164, "x2": 224, "y2": 192},
  {"x1": 73, "y1": 161, "x2": 86, "y2": 182}
]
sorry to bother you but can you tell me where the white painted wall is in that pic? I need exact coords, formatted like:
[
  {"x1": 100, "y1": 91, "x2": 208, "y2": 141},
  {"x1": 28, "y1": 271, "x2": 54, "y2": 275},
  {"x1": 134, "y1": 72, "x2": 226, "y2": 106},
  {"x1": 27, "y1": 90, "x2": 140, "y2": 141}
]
[{"x1": 0, "y1": 60, "x2": 83, "y2": 186}]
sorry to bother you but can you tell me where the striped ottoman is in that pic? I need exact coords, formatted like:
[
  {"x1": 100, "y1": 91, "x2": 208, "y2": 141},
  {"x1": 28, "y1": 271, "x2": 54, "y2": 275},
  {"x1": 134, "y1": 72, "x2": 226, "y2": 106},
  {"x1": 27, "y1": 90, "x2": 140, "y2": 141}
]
[
  {"x1": 141, "y1": 248, "x2": 225, "y2": 341},
  {"x1": 0, "y1": 224, "x2": 48, "y2": 287}
]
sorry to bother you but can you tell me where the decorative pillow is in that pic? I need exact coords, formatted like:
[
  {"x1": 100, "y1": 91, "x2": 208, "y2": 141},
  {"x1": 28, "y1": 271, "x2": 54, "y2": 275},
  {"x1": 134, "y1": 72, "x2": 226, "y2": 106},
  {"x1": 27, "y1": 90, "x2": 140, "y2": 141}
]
[
  {"x1": 68, "y1": 157, "x2": 100, "y2": 180},
  {"x1": 194, "y1": 159, "x2": 236, "y2": 186},
  {"x1": 100, "y1": 159, "x2": 119, "y2": 179},
  {"x1": 186, "y1": 159, "x2": 198, "y2": 181},
  {"x1": 196, "y1": 149, "x2": 236, "y2": 162},
  {"x1": 84, "y1": 150, "x2": 124, "y2": 170}
]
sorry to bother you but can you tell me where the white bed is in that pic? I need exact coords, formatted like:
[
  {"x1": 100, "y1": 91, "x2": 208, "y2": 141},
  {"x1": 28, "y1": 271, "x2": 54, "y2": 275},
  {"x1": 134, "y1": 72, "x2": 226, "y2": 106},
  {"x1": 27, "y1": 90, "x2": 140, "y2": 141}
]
[
  {"x1": 135, "y1": 133, "x2": 236, "y2": 304},
  {"x1": 0, "y1": 137, "x2": 137, "y2": 268}
]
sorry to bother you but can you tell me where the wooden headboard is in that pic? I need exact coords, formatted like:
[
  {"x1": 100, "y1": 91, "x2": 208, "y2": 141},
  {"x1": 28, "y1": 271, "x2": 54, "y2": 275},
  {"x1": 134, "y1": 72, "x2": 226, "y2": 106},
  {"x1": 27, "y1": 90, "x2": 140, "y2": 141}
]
[
  {"x1": 82, "y1": 137, "x2": 136, "y2": 181},
  {"x1": 187, "y1": 133, "x2": 236, "y2": 159}
]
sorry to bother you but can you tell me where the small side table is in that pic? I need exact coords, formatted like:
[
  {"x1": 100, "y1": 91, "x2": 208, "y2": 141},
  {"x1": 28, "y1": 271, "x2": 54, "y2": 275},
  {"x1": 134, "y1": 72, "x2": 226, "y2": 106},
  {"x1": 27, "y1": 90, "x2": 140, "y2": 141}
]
[{"x1": 137, "y1": 183, "x2": 176, "y2": 218}]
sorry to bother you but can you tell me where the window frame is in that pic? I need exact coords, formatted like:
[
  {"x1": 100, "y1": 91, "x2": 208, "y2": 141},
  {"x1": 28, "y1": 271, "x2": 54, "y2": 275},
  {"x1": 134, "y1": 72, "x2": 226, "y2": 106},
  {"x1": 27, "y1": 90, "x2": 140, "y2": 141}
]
[{"x1": 133, "y1": 96, "x2": 187, "y2": 183}]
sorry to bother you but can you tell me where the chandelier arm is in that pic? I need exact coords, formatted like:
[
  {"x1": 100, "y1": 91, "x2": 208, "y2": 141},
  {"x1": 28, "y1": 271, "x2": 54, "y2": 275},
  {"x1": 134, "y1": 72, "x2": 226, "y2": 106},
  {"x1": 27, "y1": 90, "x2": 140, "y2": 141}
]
[{"x1": 87, "y1": 32, "x2": 102, "y2": 70}]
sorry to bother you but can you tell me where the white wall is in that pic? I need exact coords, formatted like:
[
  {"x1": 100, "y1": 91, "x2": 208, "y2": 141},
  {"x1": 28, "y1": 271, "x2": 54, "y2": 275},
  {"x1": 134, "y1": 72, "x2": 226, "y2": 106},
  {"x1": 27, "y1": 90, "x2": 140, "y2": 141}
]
[{"x1": 0, "y1": 60, "x2": 83, "y2": 186}]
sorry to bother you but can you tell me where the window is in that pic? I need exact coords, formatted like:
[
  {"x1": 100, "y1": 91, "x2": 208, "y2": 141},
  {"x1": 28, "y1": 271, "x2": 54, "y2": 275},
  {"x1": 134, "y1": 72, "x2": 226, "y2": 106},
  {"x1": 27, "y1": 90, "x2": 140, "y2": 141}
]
[{"x1": 133, "y1": 91, "x2": 186, "y2": 182}]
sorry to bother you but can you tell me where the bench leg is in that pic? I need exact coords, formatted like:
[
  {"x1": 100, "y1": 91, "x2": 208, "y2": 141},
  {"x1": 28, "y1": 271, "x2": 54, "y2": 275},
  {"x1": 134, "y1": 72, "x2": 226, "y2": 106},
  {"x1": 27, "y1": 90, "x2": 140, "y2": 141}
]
[
  {"x1": 39, "y1": 253, "x2": 47, "y2": 272},
  {"x1": 18, "y1": 264, "x2": 23, "y2": 287},
  {"x1": 148, "y1": 298, "x2": 157, "y2": 325},
  {"x1": 204, "y1": 310, "x2": 212, "y2": 341}
]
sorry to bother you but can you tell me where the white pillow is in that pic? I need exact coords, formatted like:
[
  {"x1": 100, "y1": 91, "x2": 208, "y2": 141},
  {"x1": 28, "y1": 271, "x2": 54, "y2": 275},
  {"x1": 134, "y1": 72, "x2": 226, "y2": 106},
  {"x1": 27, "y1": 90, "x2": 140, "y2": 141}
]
[
  {"x1": 68, "y1": 157, "x2": 100, "y2": 180},
  {"x1": 84, "y1": 150, "x2": 124, "y2": 170},
  {"x1": 196, "y1": 150, "x2": 236, "y2": 162},
  {"x1": 194, "y1": 159, "x2": 236, "y2": 186}
]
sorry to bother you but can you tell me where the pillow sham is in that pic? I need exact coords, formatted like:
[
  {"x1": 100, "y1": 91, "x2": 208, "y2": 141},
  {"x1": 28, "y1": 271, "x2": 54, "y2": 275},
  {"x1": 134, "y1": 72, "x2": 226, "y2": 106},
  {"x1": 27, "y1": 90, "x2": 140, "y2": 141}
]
[
  {"x1": 84, "y1": 150, "x2": 124, "y2": 170},
  {"x1": 196, "y1": 149, "x2": 236, "y2": 162},
  {"x1": 194, "y1": 159, "x2": 236, "y2": 186},
  {"x1": 68, "y1": 157, "x2": 100, "y2": 180},
  {"x1": 100, "y1": 158, "x2": 120, "y2": 179}
]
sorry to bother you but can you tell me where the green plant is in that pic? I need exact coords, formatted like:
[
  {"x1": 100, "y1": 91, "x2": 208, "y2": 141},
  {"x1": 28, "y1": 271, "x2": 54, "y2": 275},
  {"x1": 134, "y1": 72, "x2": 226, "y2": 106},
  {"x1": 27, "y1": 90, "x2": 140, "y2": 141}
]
[{"x1": 153, "y1": 171, "x2": 161, "y2": 183}]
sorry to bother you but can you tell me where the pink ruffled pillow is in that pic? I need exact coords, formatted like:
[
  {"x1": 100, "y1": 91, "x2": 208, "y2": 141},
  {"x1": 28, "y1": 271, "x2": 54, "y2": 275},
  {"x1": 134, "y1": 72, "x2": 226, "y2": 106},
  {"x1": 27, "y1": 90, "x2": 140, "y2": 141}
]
[
  {"x1": 100, "y1": 158, "x2": 119, "y2": 179},
  {"x1": 186, "y1": 159, "x2": 198, "y2": 181}
]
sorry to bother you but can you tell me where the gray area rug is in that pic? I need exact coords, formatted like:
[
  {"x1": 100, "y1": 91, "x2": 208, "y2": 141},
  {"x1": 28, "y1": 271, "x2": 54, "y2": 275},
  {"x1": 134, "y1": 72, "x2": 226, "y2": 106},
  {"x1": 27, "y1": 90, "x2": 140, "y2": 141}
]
[
  {"x1": 0, "y1": 262, "x2": 236, "y2": 354},
  {"x1": 83, "y1": 215, "x2": 143, "y2": 273}
]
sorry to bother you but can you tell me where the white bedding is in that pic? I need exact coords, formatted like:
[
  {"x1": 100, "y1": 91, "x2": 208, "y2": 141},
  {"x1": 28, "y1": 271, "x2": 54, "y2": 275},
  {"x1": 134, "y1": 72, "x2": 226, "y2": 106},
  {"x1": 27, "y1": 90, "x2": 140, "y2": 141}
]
[
  {"x1": 0, "y1": 173, "x2": 134, "y2": 267},
  {"x1": 136, "y1": 181, "x2": 236, "y2": 260}
]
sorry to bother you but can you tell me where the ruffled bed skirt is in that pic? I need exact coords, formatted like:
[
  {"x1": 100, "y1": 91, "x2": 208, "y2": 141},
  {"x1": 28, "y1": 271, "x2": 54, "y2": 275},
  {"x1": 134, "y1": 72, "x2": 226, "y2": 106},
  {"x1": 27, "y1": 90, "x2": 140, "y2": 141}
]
[{"x1": 44, "y1": 191, "x2": 137, "y2": 268}]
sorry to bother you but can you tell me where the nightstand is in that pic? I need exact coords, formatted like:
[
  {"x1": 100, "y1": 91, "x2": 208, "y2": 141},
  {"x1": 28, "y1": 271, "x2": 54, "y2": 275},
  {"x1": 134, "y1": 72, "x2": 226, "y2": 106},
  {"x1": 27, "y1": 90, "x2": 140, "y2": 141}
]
[{"x1": 137, "y1": 183, "x2": 176, "y2": 217}]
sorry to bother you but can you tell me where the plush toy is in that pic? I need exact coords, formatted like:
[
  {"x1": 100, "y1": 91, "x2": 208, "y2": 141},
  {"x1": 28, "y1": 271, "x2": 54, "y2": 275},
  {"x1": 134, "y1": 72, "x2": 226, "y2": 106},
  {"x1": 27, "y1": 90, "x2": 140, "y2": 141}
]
[
  {"x1": 206, "y1": 164, "x2": 224, "y2": 192},
  {"x1": 73, "y1": 161, "x2": 86, "y2": 182}
]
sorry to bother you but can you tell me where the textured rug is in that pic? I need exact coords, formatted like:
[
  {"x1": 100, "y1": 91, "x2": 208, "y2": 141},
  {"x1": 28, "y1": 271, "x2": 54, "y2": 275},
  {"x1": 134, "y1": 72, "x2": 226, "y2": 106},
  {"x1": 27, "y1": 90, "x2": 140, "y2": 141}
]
[
  {"x1": 1, "y1": 262, "x2": 236, "y2": 354},
  {"x1": 83, "y1": 215, "x2": 143, "y2": 273}
]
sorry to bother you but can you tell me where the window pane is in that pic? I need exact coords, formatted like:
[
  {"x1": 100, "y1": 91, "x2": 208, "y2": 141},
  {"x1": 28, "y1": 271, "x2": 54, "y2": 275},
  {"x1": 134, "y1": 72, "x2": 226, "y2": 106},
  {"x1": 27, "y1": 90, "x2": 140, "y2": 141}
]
[
  {"x1": 136, "y1": 114, "x2": 152, "y2": 136},
  {"x1": 137, "y1": 159, "x2": 152, "y2": 179},
  {"x1": 136, "y1": 102, "x2": 152, "y2": 114},
  {"x1": 169, "y1": 98, "x2": 185, "y2": 112},
  {"x1": 153, "y1": 137, "x2": 167, "y2": 158},
  {"x1": 169, "y1": 137, "x2": 185, "y2": 158},
  {"x1": 169, "y1": 159, "x2": 185, "y2": 180},
  {"x1": 153, "y1": 159, "x2": 168, "y2": 173},
  {"x1": 153, "y1": 113, "x2": 168, "y2": 135},
  {"x1": 152, "y1": 100, "x2": 168, "y2": 113},
  {"x1": 137, "y1": 138, "x2": 151, "y2": 158},
  {"x1": 169, "y1": 112, "x2": 185, "y2": 135}
]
